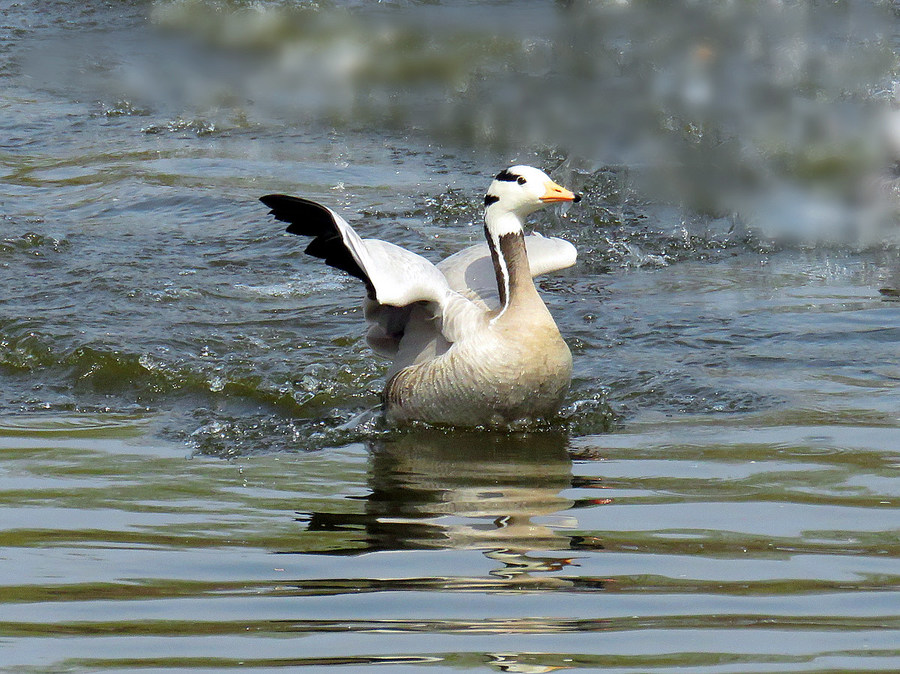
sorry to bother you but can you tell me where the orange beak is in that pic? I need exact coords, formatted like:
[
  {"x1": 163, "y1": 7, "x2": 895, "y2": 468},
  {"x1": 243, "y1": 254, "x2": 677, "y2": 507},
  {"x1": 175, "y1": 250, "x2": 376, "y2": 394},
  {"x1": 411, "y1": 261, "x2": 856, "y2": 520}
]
[{"x1": 540, "y1": 181, "x2": 581, "y2": 203}]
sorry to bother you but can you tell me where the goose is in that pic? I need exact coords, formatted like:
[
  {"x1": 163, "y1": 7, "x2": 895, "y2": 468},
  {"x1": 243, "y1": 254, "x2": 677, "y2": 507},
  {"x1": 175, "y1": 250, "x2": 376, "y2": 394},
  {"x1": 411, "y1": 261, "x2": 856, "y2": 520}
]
[{"x1": 260, "y1": 165, "x2": 581, "y2": 427}]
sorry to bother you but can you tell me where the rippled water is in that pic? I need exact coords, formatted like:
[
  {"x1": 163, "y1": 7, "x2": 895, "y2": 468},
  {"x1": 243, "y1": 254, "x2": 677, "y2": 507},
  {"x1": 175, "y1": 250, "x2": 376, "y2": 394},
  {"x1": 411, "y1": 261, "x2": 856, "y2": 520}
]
[
  {"x1": 4, "y1": 410, "x2": 898, "y2": 672},
  {"x1": 2, "y1": 1, "x2": 900, "y2": 672}
]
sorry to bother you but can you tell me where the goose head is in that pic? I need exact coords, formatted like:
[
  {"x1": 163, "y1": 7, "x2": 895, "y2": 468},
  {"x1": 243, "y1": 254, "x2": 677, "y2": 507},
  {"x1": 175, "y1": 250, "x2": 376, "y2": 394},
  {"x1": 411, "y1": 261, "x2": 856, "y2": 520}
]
[{"x1": 484, "y1": 165, "x2": 581, "y2": 234}]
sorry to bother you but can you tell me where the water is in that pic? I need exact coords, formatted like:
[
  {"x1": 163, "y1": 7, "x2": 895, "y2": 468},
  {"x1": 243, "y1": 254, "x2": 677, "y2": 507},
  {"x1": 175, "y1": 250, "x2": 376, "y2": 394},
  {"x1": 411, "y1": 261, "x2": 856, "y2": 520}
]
[{"x1": 2, "y1": 1, "x2": 899, "y2": 672}]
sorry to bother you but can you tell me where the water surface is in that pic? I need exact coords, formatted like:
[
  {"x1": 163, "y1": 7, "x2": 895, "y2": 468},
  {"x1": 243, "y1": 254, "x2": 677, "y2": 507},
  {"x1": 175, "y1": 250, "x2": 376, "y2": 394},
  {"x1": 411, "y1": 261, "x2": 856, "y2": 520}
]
[{"x1": 1, "y1": 1, "x2": 899, "y2": 672}]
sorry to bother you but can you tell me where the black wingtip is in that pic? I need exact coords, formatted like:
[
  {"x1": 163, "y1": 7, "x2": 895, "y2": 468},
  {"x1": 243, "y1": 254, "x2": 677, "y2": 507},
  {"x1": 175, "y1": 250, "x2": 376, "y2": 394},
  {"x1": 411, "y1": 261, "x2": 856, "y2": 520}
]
[
  {"x1": 259, "y1": 194, "x2": 337, "y2": 237},
  {"x1": 259, "y1": 194, "x2": 285, "y2": 209},
  {"x1": 259, "y1": 193, "x2": 373, "y2": 295}
]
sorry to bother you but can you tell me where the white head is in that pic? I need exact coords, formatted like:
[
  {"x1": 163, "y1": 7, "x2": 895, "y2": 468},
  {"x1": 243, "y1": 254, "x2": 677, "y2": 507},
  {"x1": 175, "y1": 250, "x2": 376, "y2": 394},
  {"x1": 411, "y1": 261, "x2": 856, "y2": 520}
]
[
  {"x1": 481, "y1": 166, "x2": 581, "y2": 316},
  {"x1": 484, "y1": 165, "x2": 581, "y2": 233}
]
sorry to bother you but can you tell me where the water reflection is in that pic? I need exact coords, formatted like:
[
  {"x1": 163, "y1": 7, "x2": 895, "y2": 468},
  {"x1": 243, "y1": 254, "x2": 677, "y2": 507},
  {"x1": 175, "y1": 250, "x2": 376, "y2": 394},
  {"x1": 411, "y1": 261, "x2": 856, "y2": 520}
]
[{"x1": 300, "y1": 431, "x2": 586, "y2": 579}]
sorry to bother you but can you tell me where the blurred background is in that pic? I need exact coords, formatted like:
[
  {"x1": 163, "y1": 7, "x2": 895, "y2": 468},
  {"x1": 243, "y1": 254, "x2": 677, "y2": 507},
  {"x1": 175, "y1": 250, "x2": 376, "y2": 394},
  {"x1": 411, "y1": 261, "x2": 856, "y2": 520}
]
[
  {"x1": 15, "y1": 0, "x2": 900, "y2": 240},
  {"x1": 98, "y1": 1, "x2": 900, "y2": 235}
]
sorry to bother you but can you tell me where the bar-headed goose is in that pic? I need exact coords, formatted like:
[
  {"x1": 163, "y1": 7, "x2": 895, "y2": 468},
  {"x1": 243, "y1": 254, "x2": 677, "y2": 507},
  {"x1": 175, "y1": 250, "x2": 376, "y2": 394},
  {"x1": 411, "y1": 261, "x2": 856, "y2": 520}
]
[{"x1": 261, "y1": 165, "x2": 581, "y2": 427}]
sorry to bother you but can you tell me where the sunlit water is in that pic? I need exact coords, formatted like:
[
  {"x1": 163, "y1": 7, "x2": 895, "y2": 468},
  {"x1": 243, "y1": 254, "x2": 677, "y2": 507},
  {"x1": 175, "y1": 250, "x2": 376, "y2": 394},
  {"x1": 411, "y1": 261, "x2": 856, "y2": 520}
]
[{"x1": 2, "y1": 1, "x2": 899, "y2": 672}]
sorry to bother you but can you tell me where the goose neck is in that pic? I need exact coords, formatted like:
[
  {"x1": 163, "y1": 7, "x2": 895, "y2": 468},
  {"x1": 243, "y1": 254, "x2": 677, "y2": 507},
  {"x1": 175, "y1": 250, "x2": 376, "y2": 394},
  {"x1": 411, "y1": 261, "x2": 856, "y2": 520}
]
[{"x1": 483, "y1": 210, "x2": 534, "y2": 314}]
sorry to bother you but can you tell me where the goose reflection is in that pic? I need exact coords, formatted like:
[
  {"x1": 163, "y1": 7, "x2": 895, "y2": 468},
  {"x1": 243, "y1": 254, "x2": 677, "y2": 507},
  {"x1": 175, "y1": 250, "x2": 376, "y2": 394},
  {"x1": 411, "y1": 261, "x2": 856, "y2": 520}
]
[{"x1": 300, "y1": 430, "x2": 588, "y2": 579}]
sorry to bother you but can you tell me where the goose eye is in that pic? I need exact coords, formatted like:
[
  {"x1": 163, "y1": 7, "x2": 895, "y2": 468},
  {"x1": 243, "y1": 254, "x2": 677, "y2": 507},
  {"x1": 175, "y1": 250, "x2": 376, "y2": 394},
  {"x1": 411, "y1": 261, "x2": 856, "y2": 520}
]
[{"x1": 517, "y1": 176, "x2": 526, "y2": 185}]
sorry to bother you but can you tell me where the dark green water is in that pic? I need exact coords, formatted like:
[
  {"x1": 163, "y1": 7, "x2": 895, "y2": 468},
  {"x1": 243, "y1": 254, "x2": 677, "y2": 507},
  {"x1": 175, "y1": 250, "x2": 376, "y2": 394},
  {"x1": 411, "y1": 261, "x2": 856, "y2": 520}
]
[{"x1": 1, "y1": 1, "x2": 899, "y2": 672}]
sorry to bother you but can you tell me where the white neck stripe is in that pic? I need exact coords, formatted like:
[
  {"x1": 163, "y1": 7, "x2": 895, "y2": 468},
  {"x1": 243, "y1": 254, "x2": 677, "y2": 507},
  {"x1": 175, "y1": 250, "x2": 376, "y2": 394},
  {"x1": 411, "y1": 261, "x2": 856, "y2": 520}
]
[
  {"x1": 483, "y1": 193, "x2": 527, "y2": 322},
  {"x1": 491, "y1": 230, "x2": 509, "y2": 310}
]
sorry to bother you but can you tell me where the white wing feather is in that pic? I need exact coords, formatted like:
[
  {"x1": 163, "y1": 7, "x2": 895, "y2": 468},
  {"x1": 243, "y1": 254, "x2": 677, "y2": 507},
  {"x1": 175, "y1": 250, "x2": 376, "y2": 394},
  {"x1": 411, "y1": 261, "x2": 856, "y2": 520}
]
[
  {"x1": 321, "y1": 206, "x2": 485, "y2": 351},
  {"x1": 437, "y1": 232, "x2": 577, "y2": 310},
  {"x1": 324, "y1": 207, "x2": 451, "y2": 308}
]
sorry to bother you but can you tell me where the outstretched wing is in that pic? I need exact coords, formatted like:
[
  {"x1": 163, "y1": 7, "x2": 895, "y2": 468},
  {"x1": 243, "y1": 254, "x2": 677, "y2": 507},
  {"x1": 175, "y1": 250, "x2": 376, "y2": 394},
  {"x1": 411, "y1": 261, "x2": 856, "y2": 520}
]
[
  {"x1": 437, "y1": 232, "x2": 577, "y2": 310},
  {"x1": 261, "y1": 195, "x2": 446, "y2": 306},
  {"x1": 261, "y1": 195, "x2": 485, "y2": 363}
]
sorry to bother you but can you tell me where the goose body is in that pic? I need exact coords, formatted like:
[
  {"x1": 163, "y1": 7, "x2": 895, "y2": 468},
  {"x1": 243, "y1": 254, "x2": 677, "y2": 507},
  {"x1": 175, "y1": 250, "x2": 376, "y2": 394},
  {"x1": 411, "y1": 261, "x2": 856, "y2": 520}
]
[{"x1": 261, "y1": 165, "x2": 581, "y2": 427}]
